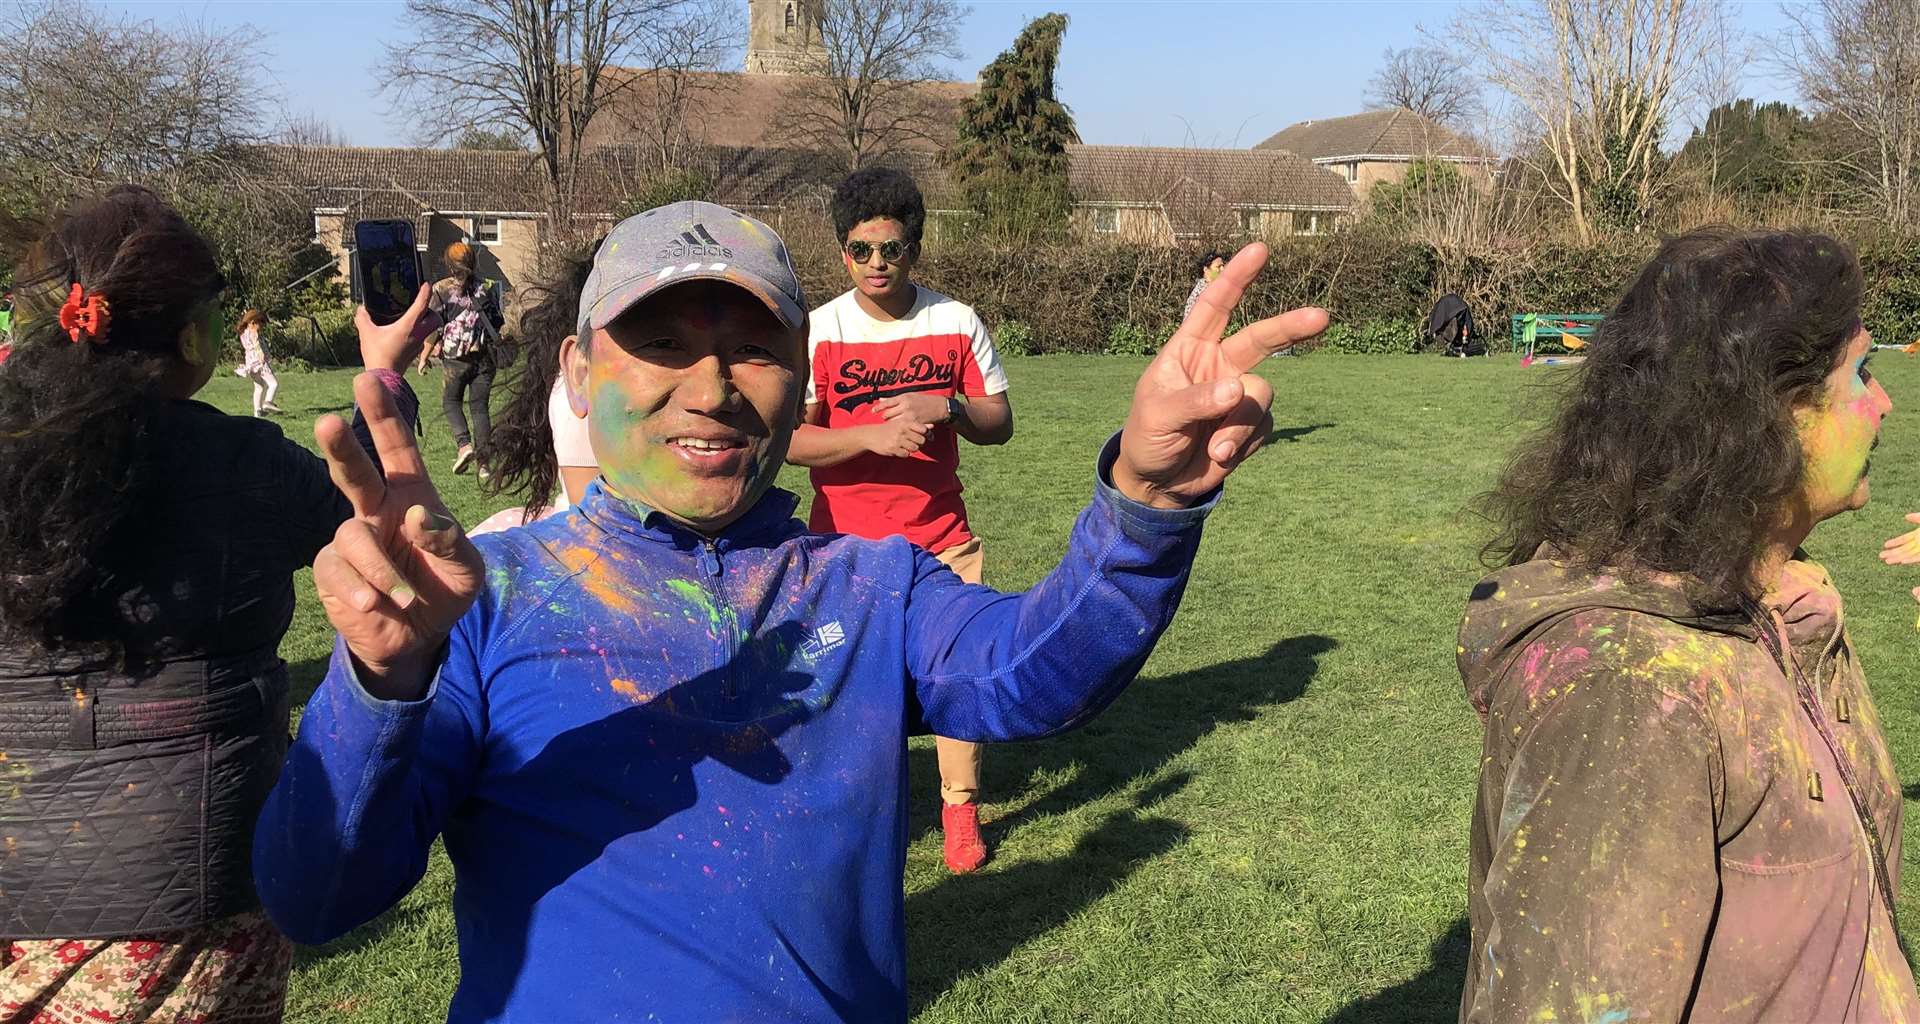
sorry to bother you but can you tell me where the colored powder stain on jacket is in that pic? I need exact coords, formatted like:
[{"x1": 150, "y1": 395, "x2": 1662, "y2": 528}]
[
  {"x1": 1458, "y1": 552, "x2": 1917, "y2": 1023},
  {"x1": 665, "y1": 577, "x2": 735, "y2": 634}
]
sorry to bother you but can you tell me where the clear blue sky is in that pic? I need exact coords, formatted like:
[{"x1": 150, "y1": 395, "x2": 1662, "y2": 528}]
[{"x1": 111, "y1": 0, "x2": 1804, "y2": 149}]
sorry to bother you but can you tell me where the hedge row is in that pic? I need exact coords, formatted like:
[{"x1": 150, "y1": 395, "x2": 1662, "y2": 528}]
[
  {"x1": 774, "y1": 228, "x2": 1655, "y2": 356},
  {"x1": 282, "y1": 225, "x2": 1920, "y2": 364},
  {"x1": 795, "y1": 228, "x2": 1920, "y2": 356}
]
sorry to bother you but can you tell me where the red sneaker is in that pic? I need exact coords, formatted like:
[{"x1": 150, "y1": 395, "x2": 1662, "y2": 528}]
[{"x1": 942, "y1": 801, "x2": 989, "y2": 874}]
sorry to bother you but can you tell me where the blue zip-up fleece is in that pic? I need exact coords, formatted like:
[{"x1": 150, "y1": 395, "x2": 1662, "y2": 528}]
[{"x1": 254, "y1": 437, "x2": 1215, "y2": 1022}]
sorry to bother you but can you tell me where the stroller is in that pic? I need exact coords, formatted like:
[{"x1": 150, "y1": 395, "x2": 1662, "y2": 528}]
[{"x1": 1426, "y1": 293, "x2": 1485, "y2": 357}]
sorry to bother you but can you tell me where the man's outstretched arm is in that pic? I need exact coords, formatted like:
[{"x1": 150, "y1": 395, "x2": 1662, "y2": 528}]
[{"x1": 905, "y1": 244, "x2": 1326, "y2": 739}]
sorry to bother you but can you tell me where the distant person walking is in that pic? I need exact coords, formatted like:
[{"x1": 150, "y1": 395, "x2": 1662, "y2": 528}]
[
  {"x1": 421, "y1": 241, "x2": 502, "y2": 479},
  {"x1": 233, "y1": 309, "x2": 283, "y2": 416},
  {"x1": 1184, "y1": 251, "x2": 1226, "y2": 320}
]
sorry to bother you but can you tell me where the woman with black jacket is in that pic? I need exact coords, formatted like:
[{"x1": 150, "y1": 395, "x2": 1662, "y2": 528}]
[{"x1": 0, "y1": 186, "x2": 427, "y2": 1023}]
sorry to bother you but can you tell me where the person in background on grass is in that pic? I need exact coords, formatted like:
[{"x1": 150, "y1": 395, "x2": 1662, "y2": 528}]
[
  {"x1": 784, "y1": 169, "x2": 1015, "y2": 874},
  {"x1": 252, "y1": 201, "x2": 1325, "y2": 1022},
  {"x1": 233, "y1": 308, "x2": 283, "y2": 417},
  {"x1": 0, "y1": 186, "x2": 424, "y2": 1024},
  {"x1": 1459, "y1": 228, "x2": 1914, "y2": 1022},
  {"x1": 1185, "y1": 250, "x2": 1225, "y2": 320},
  {"x1": 420, "y1": 240, "x2": 500, "y2": 481},
  {"x1": 469, "y1": 245, "x2": 599, "y2": 536}
]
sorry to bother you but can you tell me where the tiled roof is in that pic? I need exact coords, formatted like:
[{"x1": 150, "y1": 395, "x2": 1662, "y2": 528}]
[
  {"x1": 586, "y1": 68, "x2": 976, "y2": 152},
  {"x1": 245, "y1": 143, "x2": 963, "y2": 235},
  {"x1": 1068, "y1": 144, "x2": 1355, "y2": 231},
  {"x1": 1253, "y1": 108, "x2": 1493, "y2": 162},
  {"x1": 251, "y1": 140, "x2": 1354, "y2": 241},
  {"x1": 248, "y1": 144, "x2": 561, "y2": 243}
]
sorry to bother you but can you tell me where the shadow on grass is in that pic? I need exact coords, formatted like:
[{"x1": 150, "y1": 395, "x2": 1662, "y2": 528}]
[
  {"x1": 1324, "y1": 916, "x2": 1470, "y2": 1024},
  {"x1": 1266, "y1": 422, "x2": 1336, "y2": 445},
  {"x1": 291, "y1": 899, "x2": 440, "y2": 970},
  {"x1": 905, "y1": 634, "x2": 1336, "y2": 1012}
]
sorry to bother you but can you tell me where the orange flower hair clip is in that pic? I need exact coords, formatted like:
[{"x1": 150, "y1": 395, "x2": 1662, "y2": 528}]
[{"x1": 58, "y1": 282, "x2": 111, "y2": 346}]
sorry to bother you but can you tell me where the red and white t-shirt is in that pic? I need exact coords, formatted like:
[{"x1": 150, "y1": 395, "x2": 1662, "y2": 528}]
[{"x1": 806, "y1": 286, "x2": 1009, "y2": 554}]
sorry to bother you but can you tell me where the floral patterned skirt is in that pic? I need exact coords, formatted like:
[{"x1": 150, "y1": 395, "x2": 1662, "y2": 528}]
[{"x1": 1, "y1": 911, "x2": 289, "y2": 1024}]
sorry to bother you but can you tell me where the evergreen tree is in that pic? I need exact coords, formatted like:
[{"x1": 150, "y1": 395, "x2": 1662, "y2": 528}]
[
  {"x1": 1675, "y1": 99, "x2": 1816, "y2": 206},
  {"x1": 946, "y1": 13, "x2": 1079, "y2": 238}
]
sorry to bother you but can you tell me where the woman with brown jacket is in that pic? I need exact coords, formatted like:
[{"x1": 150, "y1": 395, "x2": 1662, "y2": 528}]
[{"x1": 1461, "y1": 228, "x2": 1913, "y2": 1022}]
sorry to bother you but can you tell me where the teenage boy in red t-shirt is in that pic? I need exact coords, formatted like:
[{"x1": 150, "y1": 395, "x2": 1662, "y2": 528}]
[{"x1": 787, "y1": 168, "x2": 1014, "y2": 873}]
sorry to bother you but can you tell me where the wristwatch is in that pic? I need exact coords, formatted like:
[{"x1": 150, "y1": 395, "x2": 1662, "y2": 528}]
[{"x1": 946, "y1": 396, "x2": 965, "y2": 425}]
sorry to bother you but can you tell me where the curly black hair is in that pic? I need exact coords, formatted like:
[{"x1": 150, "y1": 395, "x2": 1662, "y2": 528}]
[
  {"x1": 482, "y1": 241, "x2": 600, "y2": 520},
  {"x1": 1482, "y1": 227, "x2": 1865, "y2": 604},
  {"x1": 1195, "y1": 251, "x2": 1226, "y2": 277},
  {"x1": 0, "y1": 185, "x2": 225, "y2": 649},
  {"x1": 830, "y1": 168, "x2": 926, "y2": 246}
]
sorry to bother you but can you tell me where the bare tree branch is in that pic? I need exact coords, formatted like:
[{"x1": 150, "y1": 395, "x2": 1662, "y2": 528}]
[
  {"x1": 609, "y1": 0, "x2": 740, "y2": 180},
  {"x1": 0, "y1": 0, "x2": 270, "y2": 188},
  {"x1": 279, "y1": 111, "x2": 349, "y2": 147},
  {"x1": 1445, "y1": 0, "x2": 1725, "y2": 241},
  {"x1": 379, "y1": 0, "x2": 718, "y2": 226},
  {"x1": 776, "y1": 0, "x2": 968, "y2": 171},
  {"x1": 1365, "y1": 46, "x2": 1482, "y2": 128},
  {"x1": 1777, "y1": 0, "x2": 1920, "y2": 227}
]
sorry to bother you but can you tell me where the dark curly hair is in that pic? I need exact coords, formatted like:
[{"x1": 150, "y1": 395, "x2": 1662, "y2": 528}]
[
  {"x1": 0, "y1": 185, "x2": 226, "y2": 649},
  {"x1": 1482, "y1": 227, "x2": 1865, "y2": 605},
  {"x1": 482, "y1": 241, "x2": 599, "y2": 520},
  {"x1": 830, "y1": 168, "x2": 926, "y2": 246},
  {"x1": 1195, "y1": 251, "x2": 1226, "y2": 277}
]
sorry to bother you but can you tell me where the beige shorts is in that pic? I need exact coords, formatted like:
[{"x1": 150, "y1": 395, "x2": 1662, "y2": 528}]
[{"x1": 933, "y1": 536, "x2": 984, "y2": 585}]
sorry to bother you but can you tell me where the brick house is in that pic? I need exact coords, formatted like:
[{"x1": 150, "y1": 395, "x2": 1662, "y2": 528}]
[
  {"x1": 252, "y1": 144, "x2": 569, "y2": 300},
  {"x1": 1068, "y1": 145, "x2": 1356, "y2": 245},
  {"x1": 252, "y1": 142, "x2": 900, "y2": 304},
  {"x1": 1253, "y1": 107, "x2": 1496, "y2": 198}
]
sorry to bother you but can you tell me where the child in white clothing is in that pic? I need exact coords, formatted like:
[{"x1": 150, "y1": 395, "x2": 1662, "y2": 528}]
[{"x1": 233, "y1": 310, "x2": 281, "y2": 416}]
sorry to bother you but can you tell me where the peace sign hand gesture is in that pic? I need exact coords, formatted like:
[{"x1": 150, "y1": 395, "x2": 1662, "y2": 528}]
[
  {"x1": 1113, "y1": 243, "x2": 1329, "y2": 508},
  {"x1": 313, "y1": 372, "x2": 485, "y2": 700}
]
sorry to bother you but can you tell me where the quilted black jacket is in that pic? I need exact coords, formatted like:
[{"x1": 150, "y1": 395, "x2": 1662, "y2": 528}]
[{"x1": 0, "y1": 394, "x2": 398, "y2": 938}]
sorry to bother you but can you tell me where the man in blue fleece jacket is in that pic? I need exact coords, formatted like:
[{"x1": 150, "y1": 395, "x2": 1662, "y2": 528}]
[{"x1": 254, "y1": 203, "x2": 1326, "y2": 1023}]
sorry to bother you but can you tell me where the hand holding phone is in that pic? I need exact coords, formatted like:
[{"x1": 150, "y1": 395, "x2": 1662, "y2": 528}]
[{"x1": 357, "y1": 284, "x2": 433, "y2": 373}]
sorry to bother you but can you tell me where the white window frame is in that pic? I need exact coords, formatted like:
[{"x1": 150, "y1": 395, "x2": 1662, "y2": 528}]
[
  {"x1": 472, "y1": 216, "x2": 502, "y2": 245},
  {"x1": 312, "y1": 207, "x2": 345, "y2": 245},
  {"x1": 1092, "y1": 207, "x2": 1119, "y2": 234},
  {"x1": 1236, "y1": 209, "x2": 1262, "y2": 234}
]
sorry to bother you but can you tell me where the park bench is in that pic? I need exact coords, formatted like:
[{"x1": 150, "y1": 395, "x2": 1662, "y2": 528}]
[{"x1": 1513, "y1": 312, "x2": 1604, "y2": 362}]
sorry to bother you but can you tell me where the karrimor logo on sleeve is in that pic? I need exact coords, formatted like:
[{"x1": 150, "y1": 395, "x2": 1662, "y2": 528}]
[
  {"x1": 800, "y1": 622, "x2": 846, "y2": 663},
  {"x1": 659, "y1": 223, "x2": 733, "y2": 262}
]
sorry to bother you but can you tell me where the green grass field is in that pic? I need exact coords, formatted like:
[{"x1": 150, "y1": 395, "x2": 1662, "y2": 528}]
[{"x1": 198, "y1": 353, "x2": 1920, "y2": 1023}]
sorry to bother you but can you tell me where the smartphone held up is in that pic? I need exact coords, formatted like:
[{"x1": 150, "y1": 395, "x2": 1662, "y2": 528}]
[{"x1": 351, "y1": 219, "x2": 423, "y2": 327}]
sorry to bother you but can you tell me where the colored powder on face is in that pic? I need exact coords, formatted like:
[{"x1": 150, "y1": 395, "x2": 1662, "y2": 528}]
[
  {"x1": 589, "y1": 377, "x2": 674, "y2": 505},
  {"x1": 1798, "y1": 409, "x2": 1875, "y2": 505},
  {"x1": 1797, "y1": 359, "x2": 1883, "y2": 508}
]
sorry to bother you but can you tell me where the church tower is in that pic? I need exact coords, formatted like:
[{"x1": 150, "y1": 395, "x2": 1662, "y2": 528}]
[{"x1": 746, "y1": 0, "x2": 824, "y2": 75}]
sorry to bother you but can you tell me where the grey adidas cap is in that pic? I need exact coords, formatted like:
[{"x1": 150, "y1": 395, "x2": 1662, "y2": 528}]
[{"x1": 576, "y1": 201, "x2": 808, "y2": 339}]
